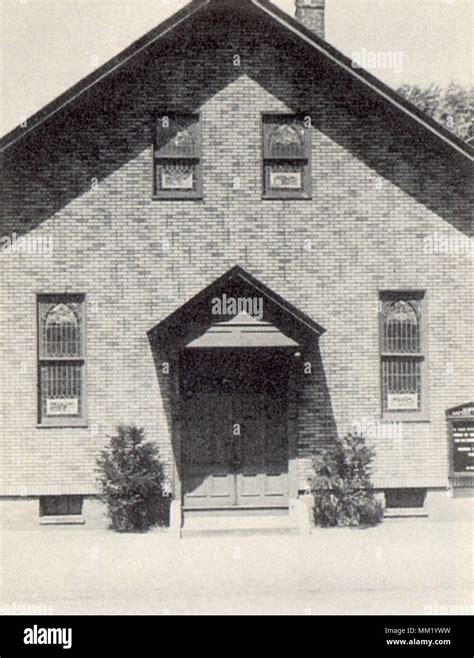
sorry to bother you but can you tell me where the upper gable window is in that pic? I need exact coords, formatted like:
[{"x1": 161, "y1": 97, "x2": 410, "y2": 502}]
[
  {"x1": 154, "y1": 113, "x2": 202, "y2": 199},
  {"x1": 262, "y1": 115, "x2": 311, "y2": 199}
]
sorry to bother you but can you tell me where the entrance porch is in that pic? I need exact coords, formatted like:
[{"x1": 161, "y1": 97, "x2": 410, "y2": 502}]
[{"x1": 147, "y1": 266, "x2": 326, "y2": 535}]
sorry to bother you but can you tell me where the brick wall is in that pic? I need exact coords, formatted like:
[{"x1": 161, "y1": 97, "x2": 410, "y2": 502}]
[{"x1": 1, "y1": 4, "x2": 472, "y2": 499}]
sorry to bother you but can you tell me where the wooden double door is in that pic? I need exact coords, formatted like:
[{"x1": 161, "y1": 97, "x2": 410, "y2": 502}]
[{"x1": 180, "y1": 350, "x2": 290, "y2": 509}]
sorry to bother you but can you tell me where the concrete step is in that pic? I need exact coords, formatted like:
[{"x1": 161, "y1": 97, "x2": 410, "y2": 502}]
[
  {"x1": 384, "y1": 507, "x2": 429, "y2": 518},
  {"x1": 181, "y1": 510, "x2": 300, "y2": 537}
]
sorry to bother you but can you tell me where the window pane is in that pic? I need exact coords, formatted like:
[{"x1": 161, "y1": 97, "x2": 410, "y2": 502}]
[
  {"x1": 266, "y1": 123, "x2": 305, "y2": 158},
  {"x1": 40, "y1": 496, "x2": 61, "y2": 516},
  {"x1": 156, "y1": 161, "x2": 195, "y2": 191},
  {"x1": 382, "y1": 357, "x2": 421, "y2": 411},
  {"x1": 67, "y1": 496, "x2": 83, "y2": 515},
  {"x1": 40, "y1": 363, "x2": 82, "y2": 417},
  {"x1": 40, "y1": 303, "x2": 81, "y2": 358},
  {"x1": 268, "y1": 162, "x2": 303, "y2": 190},
  {"x1": 156, "y1": 117, "x2": 198, "y2": 158},
  {"x1": 382, "y1": 300, "x2": 421, "y2": 353}
]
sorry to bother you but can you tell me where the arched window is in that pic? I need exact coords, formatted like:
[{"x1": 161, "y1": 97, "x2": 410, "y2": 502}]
[
  {"x1": 263, "y1": 115, "x2": 311, "y2": 197},
  {"x1": 38, "y1": 296, "x2": 86, "y2": 425},
  {"x1": 382, "y1": 300, "x2": 420, "y2": 354},
  {"x1": 380, "y1": 293, "x2": 426, "y2": 417},
  {"x1": 43, "y1": 303, "x2": 81, "y2": 358},
  {"x1": 267, "y1": 124, "x2": 305, "y2": 159}
]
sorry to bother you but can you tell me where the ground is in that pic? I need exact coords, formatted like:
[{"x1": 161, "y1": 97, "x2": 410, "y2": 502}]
[{"x1": 1, "y1": 516, "x2": 472, "y2": 616}]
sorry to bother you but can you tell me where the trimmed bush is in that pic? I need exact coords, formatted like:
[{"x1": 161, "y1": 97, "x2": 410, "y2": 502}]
[
  {"x1": 97, "y1": 425, "x2": 169, "y2": 532},
  {"x1": 309, "y1": 433, "x2": 384, "y2": 528}
]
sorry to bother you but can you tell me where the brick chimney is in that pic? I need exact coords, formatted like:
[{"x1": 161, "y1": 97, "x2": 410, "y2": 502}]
[{"x1": 295, "y1": 0, "x2": 325, "y2": 40}]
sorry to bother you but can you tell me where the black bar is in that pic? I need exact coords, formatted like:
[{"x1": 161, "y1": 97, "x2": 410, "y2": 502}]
[{"x1": 0, "y1": 616, "x2": 472, "y2": 658}]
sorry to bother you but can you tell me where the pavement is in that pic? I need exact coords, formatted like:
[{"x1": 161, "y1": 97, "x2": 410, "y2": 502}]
[{"x1": 1, "y1": 518, "x2": 473, "y2": 615}]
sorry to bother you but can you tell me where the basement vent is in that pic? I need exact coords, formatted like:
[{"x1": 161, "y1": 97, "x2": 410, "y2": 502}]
[
  {"x1": 40, "y1": 495, "x2": 83, "y2": 518},
  {"x1": 385, "y1": 489, "x2": 426, "y2": 509}
]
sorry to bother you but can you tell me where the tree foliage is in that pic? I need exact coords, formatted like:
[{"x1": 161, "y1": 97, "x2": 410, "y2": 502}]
[
  {"x1": 97, "y1": 425, "x2": 169, "y2": 532},
  {"x1": 310, "y1": 434, "x2": 384, "y2": 528},
  {"x1": 397, "y1": 82, "x2": 473, "y2": 142}
]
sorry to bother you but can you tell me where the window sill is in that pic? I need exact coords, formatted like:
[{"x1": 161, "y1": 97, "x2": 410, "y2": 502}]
[
  {"x1": 152, "y1": 195, "x2": 204, "y2": 201},
  {"x1": 40, "y1": 516, "x2": 85, "y2": 526},
  {"x1": 262, "y1": 195, "x2": 312, "y2": 201},
  {"x1": 37, "y1": 421, "x2": 88, "y2": 429},
  {"x1": 381, "y1": 413, "x2": 430, "y2": 423}
]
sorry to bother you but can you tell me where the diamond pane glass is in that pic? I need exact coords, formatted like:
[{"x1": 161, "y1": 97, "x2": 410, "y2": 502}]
[{"x1": 157, "y1": 162, "x2": 195, "y2": 191}]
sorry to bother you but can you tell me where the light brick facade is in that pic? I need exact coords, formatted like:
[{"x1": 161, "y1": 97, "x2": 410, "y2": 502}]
[{"x1": 0, "y1": 0, "x2": 472, "y2": 527}]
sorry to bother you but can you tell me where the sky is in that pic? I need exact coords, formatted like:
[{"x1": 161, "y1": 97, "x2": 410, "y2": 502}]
[{"x1": 0, "y1": 0, "x2": 472, "y2": 137}]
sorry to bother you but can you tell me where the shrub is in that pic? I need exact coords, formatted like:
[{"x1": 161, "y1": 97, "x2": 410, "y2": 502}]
[
  {"x1": 309, "y1": 433, "x2": 384, "y2": 528},
  {"x1": 97, "y1": 425, "x2": 169, "y2": 532}
]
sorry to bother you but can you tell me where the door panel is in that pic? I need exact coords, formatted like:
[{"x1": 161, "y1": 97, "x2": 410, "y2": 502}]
[
  {"x1": 235, "y1": 389, "x2": 289, "y2": 507},
  {"x1": 182, "y1": 389, "x2": 236, "y2": 508},
  {"x1": 265, "y1": 473, "x2": 287, "y2": 496}
]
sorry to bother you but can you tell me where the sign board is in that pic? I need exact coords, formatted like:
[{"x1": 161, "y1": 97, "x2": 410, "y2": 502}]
[
  {"x1": 447, "y1": 403, "x2": 474, "y2": 480},
  {"x1": 46, "y1": 399, "x2": 79, "y2": 416},
  {"x1": 451, "y1": 421, "x2": 474, "y2": 475},
  {"x1": 387, "y1": 393, "x2": 418, "y2": 411}
]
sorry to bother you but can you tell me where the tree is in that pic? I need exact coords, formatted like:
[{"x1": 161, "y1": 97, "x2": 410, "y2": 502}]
[
  {"x1": 397, "y1": 82, "x2": 473, "y2": 143},
  {"x1": 97, "y1": 425, "x2": 169, "y2": 532},
  {"x1": 309, "y1": 433, "x2": 384, "y2": 528}
]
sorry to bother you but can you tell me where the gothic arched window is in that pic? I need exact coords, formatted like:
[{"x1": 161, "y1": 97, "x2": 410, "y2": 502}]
[
  {"x1": 380, "y1": 293, "x2": 426, "y2": 417},
  {"x1": 382, "y1": 300, "x2": 420, "y2": 354},
  {"x1": 38, "y1": 296, "x2": 86, "y2": 425},
  {"x1": 43, "y1": 303, "x2": 81, "y2": 358},
  {"x1": 267, "y1": 124, "x2": 305, "y2": 159}
]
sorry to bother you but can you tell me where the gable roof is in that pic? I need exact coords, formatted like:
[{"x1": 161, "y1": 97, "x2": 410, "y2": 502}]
[
  {"x1": 446, "y1": 402, "x2": 474, "y2": 417},
  {"x1": 1, "y1": 0, "x2": 472, "y2": 160},
  {"x1": 148, "y1": 265, "x2": 326, "y2": 348}
]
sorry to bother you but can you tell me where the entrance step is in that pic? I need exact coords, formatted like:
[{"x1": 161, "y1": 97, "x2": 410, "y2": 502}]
[{"x1": 181, "y1": 509, "x2": 300, "y2": 537}]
